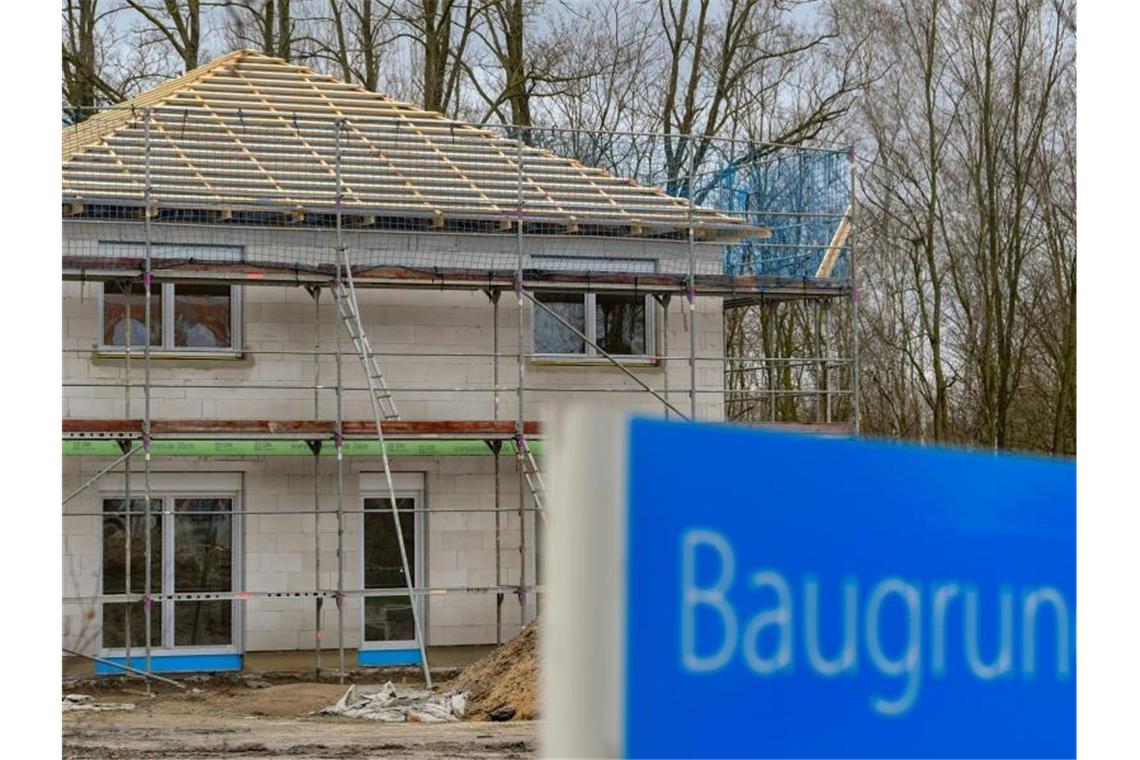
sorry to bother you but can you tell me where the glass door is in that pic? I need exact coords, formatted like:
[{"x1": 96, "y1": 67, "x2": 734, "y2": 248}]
[
  {"x1": 100, "y1": 494, "x2": 238, "y2": 655},
  {"x1": 100, "y1": 498, "x2": 162, "y2": 650},
  {"x1": 361, "y1": 494, "x2": 422, "y2": 649},
  {"x1": 172, "y1": 498, "x2": 234, "y2": 647}
]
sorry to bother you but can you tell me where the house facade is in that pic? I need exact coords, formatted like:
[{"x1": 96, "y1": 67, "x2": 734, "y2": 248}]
[{"x1": 61, "y1": 51, "x2": 751, "y2": 674}]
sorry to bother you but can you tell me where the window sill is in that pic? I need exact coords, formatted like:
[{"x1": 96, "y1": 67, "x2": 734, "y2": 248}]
[
  {"x1": 529, "y1": 355, "x2": 660, "y2": 368},
  {"x1": 93, "y1": 349, "x2": 245, "y2": 361}
]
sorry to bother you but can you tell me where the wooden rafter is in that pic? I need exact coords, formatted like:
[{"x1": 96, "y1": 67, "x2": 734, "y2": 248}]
[{"x1": 62, "y1": 50, "x2": 764, "y2": 241}]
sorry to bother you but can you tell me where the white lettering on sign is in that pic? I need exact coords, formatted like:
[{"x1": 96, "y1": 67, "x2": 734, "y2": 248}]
[
  {"x1": 681, "y1": 530, "x2": 737, "y2": 672},
  {"x1": 679, "y1": 529, "x2": 1072, "y2": 717}
]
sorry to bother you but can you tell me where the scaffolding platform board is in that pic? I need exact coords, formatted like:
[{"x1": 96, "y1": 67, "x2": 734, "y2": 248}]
[
  {"x1": 62, "y1": 257, "x2": 851, "y2": 301},
  {"x1": 63, "y1": 418, "x2": 541, "y2": 440}
]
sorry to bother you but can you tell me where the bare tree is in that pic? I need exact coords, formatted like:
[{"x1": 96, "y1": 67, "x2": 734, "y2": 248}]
[
  {"x1": 221, "y1": 0, "x2": 301, "y2": 61},
  {"x1": 466, "y1": 0, "x2": 585, "y2": 129},
  {"x1": 123, "y1": 0, "x2": 204, "y2": 71},
  {"x1": 852, "y1": 0, "x2": 959, "y2": 441},
  {"x1": 64, "y1": 1, "x2": 167, "y2": 114},
  {"x1": 395, "y1": 0, "x2": 483, "y2": 114},
  {"x1": 946, "y1": 0, "x2": 1071, "y2": 449},
  {"x1": 652, "y1": 0, "x2": 861, "y2": 192},
  {"x1": 316, "y1": 0, "x2": 397, "y2": 90},
  {"x1": 839, "y1": 0, "x2": 1074, "y2": 453},
  {"x1": 74, "y1": 0, "x2": 1077, "y2": 454},
  {"x1": 63, "y1": 0, "x2": 121, "y2": 113}
]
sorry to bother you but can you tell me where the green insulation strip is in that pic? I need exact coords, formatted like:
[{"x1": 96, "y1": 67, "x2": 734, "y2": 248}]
[{"x1": 63, "y1": 439, "x2": 542, "y2": 457}]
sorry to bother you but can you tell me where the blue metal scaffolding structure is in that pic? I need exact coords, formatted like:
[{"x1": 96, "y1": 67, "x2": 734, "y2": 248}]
[{"x1": 694, "y1": 146, "x2": 852, "y2": 279}]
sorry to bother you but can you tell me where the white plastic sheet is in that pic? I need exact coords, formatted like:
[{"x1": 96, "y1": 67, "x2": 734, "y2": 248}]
[
  {"x1": 62, "y1": 694, "x2": 136, "y2": 712},
  {"x1": 314, "y1": 682, "x2": 467, "y2": 723}
]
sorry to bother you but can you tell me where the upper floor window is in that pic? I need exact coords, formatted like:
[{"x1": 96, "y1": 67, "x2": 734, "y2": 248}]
[
  {"x1": 535, "y1": 292, "x2": 653, "y2": 357},
  {"x1": 530, "y1": 256, "x2": 656, "y2": 359},
  {"x1": 100, "y1": 282, "x2": 241, "y2": 353}
]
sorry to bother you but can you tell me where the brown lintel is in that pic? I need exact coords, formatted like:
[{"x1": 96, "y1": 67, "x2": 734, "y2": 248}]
[
  {"x1": 63, "y1": 419, "x2": 541, "y2": 439},
  {"x1": 61, "y1": 256, "x2": 852, "y2": 299}
]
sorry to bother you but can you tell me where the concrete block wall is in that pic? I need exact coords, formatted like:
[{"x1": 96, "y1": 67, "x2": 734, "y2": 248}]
[
  {"x1": 62, "y1": 284, "x2": 725, "y2": 423},
  {"x1": 62, "y1": 222, "x2": 725, "y2": 658},
  {"x1": 63, "y1": 221, "x2": 727, "y2": 425},
  {"x1": 61, "y1": 454, "x2": 538, "y2": 656}
]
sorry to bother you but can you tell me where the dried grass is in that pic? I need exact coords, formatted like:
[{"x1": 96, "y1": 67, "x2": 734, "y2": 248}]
[{"x1": 447, "y1": 620, "x2": 539, "y2": 721}]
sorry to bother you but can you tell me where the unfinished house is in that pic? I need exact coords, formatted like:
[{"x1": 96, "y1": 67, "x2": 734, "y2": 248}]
[{"x1": 62, "y1": 51, "x2": 853, "y2": 677}]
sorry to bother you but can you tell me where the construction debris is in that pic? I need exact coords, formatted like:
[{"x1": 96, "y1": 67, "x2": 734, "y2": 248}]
[
  {"x1": 314, "y1": 682, "x2": 467, "y2": 723},
  {"x1": 447, "y1": 619, "x2": 539, "y2": 721},
  {"x1": 62, "y1": 694, "x2": 135, "y2": 712},
  {"x1": 489, "y1": 706, "x2": 516, "y2": 722}
]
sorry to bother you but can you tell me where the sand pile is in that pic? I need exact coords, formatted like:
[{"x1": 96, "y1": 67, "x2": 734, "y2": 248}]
[{"x1": 448, "y1": 620, "x2": 539, "y2": 721}]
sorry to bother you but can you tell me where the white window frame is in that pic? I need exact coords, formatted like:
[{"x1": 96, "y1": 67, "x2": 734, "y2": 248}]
[
  {"x1": 97, "y1": 281, "x2": 243, "y2": 357},
  {"x1": 96, "y1": 476, "x2": 243, "y2": 658},
  {"x1": 529, "y1": 256, "x2": 659, "y2": 362},
  {"x1": 95, "y1": 243, "x2": 244, "y2": 357},
  {"x1": 358, "y1": 473, "x2": 426, "y2": 651},
  {"x1": 533, "y1": 291, "x2": 658, "y2": 361}
]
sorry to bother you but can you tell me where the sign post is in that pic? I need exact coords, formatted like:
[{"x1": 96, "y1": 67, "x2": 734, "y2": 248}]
[{"x1": 543, "y1": 411, "x2": 1075, "y2": 759}]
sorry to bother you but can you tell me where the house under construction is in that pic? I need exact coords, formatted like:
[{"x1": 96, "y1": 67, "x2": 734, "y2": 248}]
[{"x1": 61, "y1": 50, "x2": 856, "y2": 679}]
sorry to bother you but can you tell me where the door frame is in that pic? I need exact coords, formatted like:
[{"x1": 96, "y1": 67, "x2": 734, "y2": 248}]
[
  {"x1": 96, "y1": 473, "x2": 243, "y2": 659},
  {"x1": 358, "y1": 472, "x2": 425, "y2": 652}
]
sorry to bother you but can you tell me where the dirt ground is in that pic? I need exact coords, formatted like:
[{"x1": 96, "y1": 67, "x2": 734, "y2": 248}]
[
  {"x1": 62, "y1": 676, "x2": 536, "y2": 759},
  {"x1": 449, "y1": 620, "x2": 539, "y2": 720}
]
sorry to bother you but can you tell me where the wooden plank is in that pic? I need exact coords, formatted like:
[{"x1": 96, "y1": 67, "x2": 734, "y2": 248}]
[
  {"x1": 63, "y1": 418, "x2": 542, "y2": 439},
  {"x1": 815, "y1": 207, "x2": 852, "y2": 278},
  {"x1": 64, "y1": 50, "x2": 764, "y2": 238},
  {"x1": 60, "y1": 255, "x2": 853, "y2": 298},
  {"x1": 748, "y1": 421, "x2": 856, "y2": 436}
]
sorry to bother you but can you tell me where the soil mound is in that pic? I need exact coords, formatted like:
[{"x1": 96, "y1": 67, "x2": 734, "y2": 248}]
[{"x1": 448, "y1": 620, "x2": 539, "y2": 721}]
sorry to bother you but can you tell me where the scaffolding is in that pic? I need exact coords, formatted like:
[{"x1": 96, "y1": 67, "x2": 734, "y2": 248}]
[{"x1": 61, "y1": 51, "x2": 857, "y2": 685}]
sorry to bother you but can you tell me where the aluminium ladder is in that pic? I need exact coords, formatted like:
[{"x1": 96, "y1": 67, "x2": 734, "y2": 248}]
[
  {"x1": 333, "y1": 246, "x2": 433, "y2": 684},
  {"x1": 333, "y1": 252, "x2": 399, "y2": 421},
  {"x1": 335, "y1": 245, "x2": 550, "y2": 524},
  {"x1": 515, "y1": 434, "x2": 549, "y2": 526}
]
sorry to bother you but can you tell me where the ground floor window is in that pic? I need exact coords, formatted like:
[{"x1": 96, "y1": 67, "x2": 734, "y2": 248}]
[
  {"x1": 100, "y1": 493, "x2": 237, "y2": 653},
  {"x1": 361, "y1": 480, "x2": 423, "y2": 648}
]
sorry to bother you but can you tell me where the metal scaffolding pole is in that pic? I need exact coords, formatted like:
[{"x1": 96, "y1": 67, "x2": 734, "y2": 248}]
[
  {"x1": 59, "y1": 119, "x2": 864, "y2": 675},
  {"x1": 312, "y1": 288, "x2": 323, "y2": 679},
  {"x1": 815, "y1": 299, "x2": 824, "y2": 423},
  {"x1": 491, "y1": 289, "x2": 503, "y2": 644},
  {"x1": 142, "y1": 108, "x2": 154, "y2": 684},
  {"x1": 515, "y1": 130, "x2": 527, "y2": 629},
  {"x1": 768, "y1": 303, "x2": 777, "y2": 423},
  {"x1": 123, "y1": 283, "x2": 133, "y2": 672},
  {"x1": 64, "y1": 585, "x2": 546, "y2": 605},
  {"x1": 687, "y1": 146, "x2": 698, "y2": 419},
  {"x1": 65, "y1": 506, "x2": 548, "y2": 518},
  {"x1": 335, "y1": 276, "x2": 346, "y2": 684},
  {"x1": 824, "y1": 302, "x2": 833, "y2": 423},
  {"x1": 849, "y1": 148, "x2": 861, "y2": 435},
  {"x1": 522, "y1": 292, "x2": 689, "y2": 419},
  {"x1": 335, "y1": 119, "x2": 432, "y2": 686},
  {"x1": 63, "y1": 648, "x2": 185, "y2": 689},
  {"x1": 659, "y1": 294, "x2": 672, "y2": 419},
  {"x1": 62, "y1": 447, "x2": 138, "y2": 506}
]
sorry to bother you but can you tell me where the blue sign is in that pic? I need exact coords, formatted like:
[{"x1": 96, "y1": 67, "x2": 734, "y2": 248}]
[{"x1": 625, "y1": 418, "x2": 1075, "y2": 759}]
